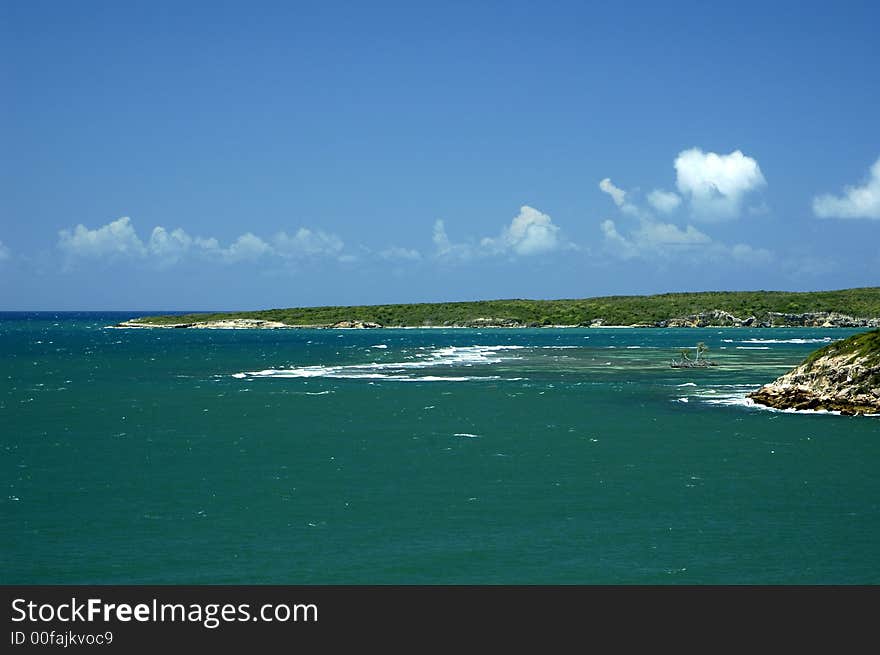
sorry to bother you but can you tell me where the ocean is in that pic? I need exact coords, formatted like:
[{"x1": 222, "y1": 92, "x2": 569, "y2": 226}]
[{"x1": 2, "y1": 312, "x2": 878, "y2": 584}]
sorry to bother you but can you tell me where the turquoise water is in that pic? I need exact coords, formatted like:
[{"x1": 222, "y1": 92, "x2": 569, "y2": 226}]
[{"x1": 2, "y1": 313, "x2": 878, "y2": 584}]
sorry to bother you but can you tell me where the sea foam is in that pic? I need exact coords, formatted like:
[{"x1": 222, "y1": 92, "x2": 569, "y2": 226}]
[
  {"x1": 737, "y1": 337, "x2": 833, "y2": 345},
  {"x1": 233, "y1": 345, "x2": 525, "y2": 382}
]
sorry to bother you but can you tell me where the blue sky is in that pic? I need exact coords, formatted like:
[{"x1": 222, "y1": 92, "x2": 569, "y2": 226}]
[{"x1": 2, "y1": 0, "x2": 878, "y2": 310}]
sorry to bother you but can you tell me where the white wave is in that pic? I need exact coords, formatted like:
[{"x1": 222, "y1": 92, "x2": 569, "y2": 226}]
[
  {"x1": 625, "y1": 346, "x2": 641, "y2": 349},
  {"x1": 454, "y1": 433, "x2": 481, "y2": 438},
  {"x1": 676, "y1": 382, "x2": 698, "y2": 387},
  {"x1": 702, "y1": 395, "x2": 840, "y2": 415},
  {"x1": 675, "y1": 397, "x2": 689, "y2": 403},
  {"x1": 738, "y1": 337, "x2": 833, "y2": 345},
  {"x1": 400, "y1": 375, "x2": 503, "y2": 382},
  {"x1": 701, "y1": 396, "x2": 755, "y2": 407},
  {"x1": 541, "y1": 345, "x2": 580, "y2": 349},
  {"x1": 694, "y1": 392, "x2": 878, "y2": 417},
  {"x1": 233, "y1": 345, "x2": 524, "y2": 381},
  {"x1": 735, "y1": 346, "x2": 771, "y2": 350},
  {"x1": 371, "y1": 344, "x2": 388, "y2": 349}
]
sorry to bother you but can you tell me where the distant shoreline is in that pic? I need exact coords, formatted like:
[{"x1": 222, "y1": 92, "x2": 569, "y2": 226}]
[
  {"x1": 110, "y1": 317, "x2": 880, "y2": 331},
  {"x1": 110, "y1": 321, "x2": 647, "y2": 330},
  {"x1": 115, "y1": 287, "x2": 880, "y2": 331}
]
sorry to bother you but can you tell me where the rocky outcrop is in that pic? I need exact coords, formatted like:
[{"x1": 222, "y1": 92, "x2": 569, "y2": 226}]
[
  {"x1": 329, "y1": 320, "x2": 382, "y2": 329},
  {"x1": 115, "y1": 318, "x2": 386, "y2": 329},
  {"x1": 453, "y1": 317, "x2": 527, "y2": 328},
  {"x1": 114, "y1": 319, "x2": 290, "y2": 329},
  {"x1": 112, "y1": 309, "x2": 880, "y2": 330},
  {"x1": 748, "y1": 330, "x2": 880, "y2": 415},
  {"x1": 652, "y1": 310, "x2": 880, "y2": 329},
  {"x1": 765, "y1": 312, "x2": 880, "y2": 328},
  {"x1": 662, "y1": 309, "x2": 757, "y2": 328}
]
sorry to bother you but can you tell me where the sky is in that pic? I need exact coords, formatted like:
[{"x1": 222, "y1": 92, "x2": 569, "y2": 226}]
[{"x1": 1, "y1": 0, "x2": 878, "y2": 310}]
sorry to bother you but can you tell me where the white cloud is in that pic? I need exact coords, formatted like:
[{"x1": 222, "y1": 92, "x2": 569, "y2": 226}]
[
  {"x1": 483, "y1": 205, "x2": 562, "y2": 255},
  {"x1": 58, "y1": 217, "x2": 346, "y2": 266},
  {"x1": 433, "y1": 219, "x2": 451, "y2": 253},
  {"x1": 195, "y1": 236, "x2": 220, "y2": 250},
  {"x1": 148, "y1": 226, "x2": 194, "y2": 264},
  {"x1": 58, "y1": 216, "x2": 146, "y2": 258},
  {"x1": 601, "y1": 217, "x2": 769, "y2": 265},
  {"x1": 599, "y1": 178, "x2": 641, "y2": 216},
  {"x1": 433, "y1": 219, "x2": 475, "y2": 261},
  {"x1": 0, "y1": 241, "x2": 9, "y2": 261},
  {"x1": 730, "y1": 242, "x2": 773, "y2": 265},
  {"x1": 380, "y1": 246, "x2": 422, "y2": 261},
  {"x1": 601, "y1": 218, "x2": 710, "y2": 259},
  {"x1": 674, "y1": 148, "x2": 766, "y2": 221},
  {"x1": 435, "y1": 206, "x2": 566, "y2": 261},
  {"x1": 596, "y1": 148, "x2": 772, "y2": 264},
  {"x1": 600, "y1": 219, "x2": 638, "y2": 260},
  {"x1": 599, "y1": 178, "x2": 627, "y2": 207},
  {"x1": 273, "y1": 228, "x2": 344, "y2": 258},
  {"x1": 647, "y1": 189, "x2": 681, "y2": 214},
  {"x1": 217, "y1": 233, "x2": 272, "y2": 262},
  {"x1": 812, "y1": 156, "x2": 880, "y2": 219},
  {"x1": 633, "y1": 220, "x2": 711, "y2": 247}
]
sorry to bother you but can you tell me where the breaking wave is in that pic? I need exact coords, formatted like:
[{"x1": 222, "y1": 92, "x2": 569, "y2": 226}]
[
  {"x1": 675, "y1": 383, "x2": 878, "y2": 416},
  {"x1": 232, "y1": 345, "x2": 525, "y2": 382},
  {"x1": 734, "y1": 337, "x2": 833, "y2": 345}
]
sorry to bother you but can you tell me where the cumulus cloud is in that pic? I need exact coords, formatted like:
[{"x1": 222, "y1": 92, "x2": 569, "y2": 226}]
[
  {"x1": 599, "y1": 178, "x2": 641, "y2": 216},
  {"x1": 812, "y1": 156, "x2": 880, "y2": 219},
  {"x1": 482, "y1": 205, "x2": 562, "y2": 255},
  {"x1": 58, "y1": 217, "x2": 347, "y2": 266},
  {"x1": 432, "y1": 219, "x2": 451, "y2": 253},
  {"x1": 600, "y1": 219, "x2": 638, "y2": 260},
  {"x1": 601, "y1": 217, "x2": 770, "y2": 264},
  {"x1": 58, "y1": 216, "x2": 146, "y2": 258},
  {"x1": 634, "y1": 220, "x2": 711, "y2": 247},
  {"x1": 433, "y1": 219, "x2": 475, "y2": 261},
  {"x1": 599, "y1": 178, "x2": 627, "y2": 207},
  {"x1": 434, "y1": 206, "x2": 567, "y2": 261},
  {"x1": 273, "y1": 228, "x2": 344, "y2": 258},
  {"x1": 647, "y1": 189, "x2": 682, "y2": 214},
  {"x1": 674, "y1": 148, "x2": 766, "y2": 221},
  {"x1": 601, "y1": 218, "x2": 710, "y2": 259},
  {"x1": 380, "y1": 246, "x2": 422, "y2": 261},
  {"x1": 730, "y1": 242, "x2": 773, "y2": 265},
  {"x1": 148, "y1": 226, "x2": 194, "y2": 264},
  {"x1": 0, "y1": 241, "x2": 10, "y2": 261},
  {"x1": 218, "y1": 233, "x2": 272, "y2": 262},
  {"x1": 595, "y1": 146, "x2": 773, "y2": 267}
]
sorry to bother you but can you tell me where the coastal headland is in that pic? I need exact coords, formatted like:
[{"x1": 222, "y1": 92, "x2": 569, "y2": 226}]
[
  {"x1": 749, "y1": 329, "x2": 880, "y2": 415},
  {"x1": 115, "y1": 287, "x2": 880, "y2": 330}
]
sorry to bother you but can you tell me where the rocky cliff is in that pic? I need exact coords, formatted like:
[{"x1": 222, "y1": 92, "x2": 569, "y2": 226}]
[
  {"x1": 114, "y1": 318, "x2": 292, "y2": 329},
  {"x1": 658, "y1": 310, "x2": 880, "y2": 328},
  {"x1": 748, "y1": 330, "x2": 880, "y2": 415},
  {"x1": 114, "y1": 309, "x2": 880, "y2": 330}
]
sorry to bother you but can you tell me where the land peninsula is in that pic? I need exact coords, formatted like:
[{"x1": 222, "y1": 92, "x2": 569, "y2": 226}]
[
  {"x1": 118, "y1": 287, "x2": 880, "y2": 330},
  {"x1": 749, "y1": 329, "x2": 880, "y2": 415}
]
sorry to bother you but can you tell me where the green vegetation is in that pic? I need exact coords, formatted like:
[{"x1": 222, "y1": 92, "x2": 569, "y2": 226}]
[
  {"x1": 132, "y1": 287, "x2": 880, "y2": 327},
  {"x1": 803, "y1": 329, "x2": 880, "y2": 375},
  {"x1": 800, "y1": 329, "x2": 880, "y2": 398},
  {"x1": 750, "y1": 329, "x2": 880, "y2": 413}
]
